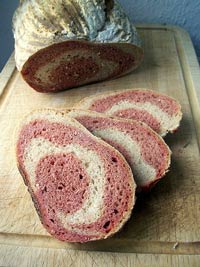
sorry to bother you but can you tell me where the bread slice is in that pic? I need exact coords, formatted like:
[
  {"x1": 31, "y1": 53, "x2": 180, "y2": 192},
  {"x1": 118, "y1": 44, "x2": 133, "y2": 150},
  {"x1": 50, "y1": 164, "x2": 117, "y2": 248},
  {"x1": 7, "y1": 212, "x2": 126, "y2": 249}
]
[
  {"x1": 74, "y1": 89, "x2": 182, "y2": 136},
  {"x1": 16, "y1": 109, "x2": 136, "y2": 243},
  {"x1": 68, "y1": 109, "x2": 171, "y2": 192},
  {"x1": 13, "y1": 0, "x2": 143, "y2": 92}
]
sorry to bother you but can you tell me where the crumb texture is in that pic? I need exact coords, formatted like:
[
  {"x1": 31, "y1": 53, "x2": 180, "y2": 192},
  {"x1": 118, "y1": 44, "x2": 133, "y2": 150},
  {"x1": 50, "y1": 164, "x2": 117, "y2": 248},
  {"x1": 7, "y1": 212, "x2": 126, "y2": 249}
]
[
  {"x1": 20, "y1": 41, "x2": 142, "y2": 92},
  {"x1": 68, "y1": 109, "x2": 171, "y2": 191},
  {"x1": 76, "y1": 89, "x2": 182, "y2": 136},
  {"x1": 16, "y1": 110, "x2": 135, "y2": 242}
]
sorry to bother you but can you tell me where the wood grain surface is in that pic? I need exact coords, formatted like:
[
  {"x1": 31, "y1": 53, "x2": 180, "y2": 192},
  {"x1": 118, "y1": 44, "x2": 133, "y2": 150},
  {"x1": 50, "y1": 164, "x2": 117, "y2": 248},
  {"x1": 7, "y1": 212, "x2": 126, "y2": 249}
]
[{"x1": 0, "y1": 25, "x2": 200, "y2": 266}]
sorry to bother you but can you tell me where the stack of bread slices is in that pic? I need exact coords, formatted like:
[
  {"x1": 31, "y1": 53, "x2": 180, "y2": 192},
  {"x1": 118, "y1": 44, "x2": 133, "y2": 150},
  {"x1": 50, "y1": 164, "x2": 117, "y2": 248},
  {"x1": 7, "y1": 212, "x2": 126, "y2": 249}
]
[{"x1": 16, "y1": 89, "x2": 182, "y2": 243}]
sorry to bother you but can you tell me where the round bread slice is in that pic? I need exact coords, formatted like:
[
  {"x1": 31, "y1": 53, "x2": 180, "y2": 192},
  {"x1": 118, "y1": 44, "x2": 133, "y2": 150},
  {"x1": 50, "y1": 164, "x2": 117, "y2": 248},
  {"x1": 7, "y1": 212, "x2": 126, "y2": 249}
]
[
  {"x1": 74, "y1": 89, "x2": 182, "y2": 136},
  {"x1": 68, "y1": 109, "x2": 171, "y2": 192},
  {"x1": 16, "y1": 109, "x2": 136, "y2": 243}
]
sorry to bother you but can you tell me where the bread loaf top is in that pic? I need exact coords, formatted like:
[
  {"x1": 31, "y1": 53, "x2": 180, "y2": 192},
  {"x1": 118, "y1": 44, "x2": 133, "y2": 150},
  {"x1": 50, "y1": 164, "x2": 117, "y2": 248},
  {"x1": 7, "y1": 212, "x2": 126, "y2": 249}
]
[{"x1": 13, "y1": 0, "x2": 141, "y2": 70}]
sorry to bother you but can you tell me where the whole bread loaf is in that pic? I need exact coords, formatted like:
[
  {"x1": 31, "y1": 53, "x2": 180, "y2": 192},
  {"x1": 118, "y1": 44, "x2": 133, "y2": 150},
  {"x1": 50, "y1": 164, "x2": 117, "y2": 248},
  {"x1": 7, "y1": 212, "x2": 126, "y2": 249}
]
[
  {"x1": 16, "y1": 109, "x2": 136, "y2": 242},
  {"x1": 13, "y1": 0, "x2": 143, "y2": 92},
  {"x1": 68, "y1": 109, "x2": 171, "y2": 192},
  {"x1": 74, "y1": 89, "x2": 182, "y2": 136}
]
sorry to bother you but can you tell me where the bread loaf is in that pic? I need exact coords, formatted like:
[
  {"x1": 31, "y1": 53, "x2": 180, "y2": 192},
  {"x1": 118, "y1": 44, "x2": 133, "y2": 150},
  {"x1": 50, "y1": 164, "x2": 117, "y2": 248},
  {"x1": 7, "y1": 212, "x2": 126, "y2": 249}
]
[
  {"x1": 74, "y1": 89, "x2": 182, "y2": 136},
  {"x1": 13, "y1": 0, "x2": 143, "y2": 92},
  {"x1": 68, "y1": 109, "x2": 171, "y2": 192},
  {"x1": 16, "y1": 109, "x2": 136, "y2": 242}
]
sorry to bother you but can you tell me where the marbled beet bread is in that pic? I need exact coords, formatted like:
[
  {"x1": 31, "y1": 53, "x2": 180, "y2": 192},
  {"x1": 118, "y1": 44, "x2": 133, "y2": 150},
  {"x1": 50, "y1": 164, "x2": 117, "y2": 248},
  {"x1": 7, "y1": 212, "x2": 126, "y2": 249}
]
[
  {"x1": 68, "y1": 109, "x2": 171, "y2": 192},
  {"x1": 16, "y1": 109, "x2": 136, "y2": 243},
  {"x1": 75, "y1": 89, "x2": 182, "y2": 136},
  {"x1": 13, "y1": 0, "x2": 143, "y2": 93}
]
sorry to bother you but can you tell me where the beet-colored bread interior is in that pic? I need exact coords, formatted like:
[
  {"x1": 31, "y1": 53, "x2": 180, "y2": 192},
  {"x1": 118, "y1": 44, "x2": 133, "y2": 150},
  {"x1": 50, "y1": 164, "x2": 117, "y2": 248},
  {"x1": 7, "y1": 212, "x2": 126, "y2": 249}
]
[
  {"x1": 16, "y1": 110, "x2": 136, "y2": 242},
  {"x1": 75, "y1": 89, "x2": 182, "y2": 136},
  {"x1": 68, "y1": 109, "x2": 171, "y2": 192},
  {"x1": 21, "y1": 41, "x2": 143, "y2": 93}
]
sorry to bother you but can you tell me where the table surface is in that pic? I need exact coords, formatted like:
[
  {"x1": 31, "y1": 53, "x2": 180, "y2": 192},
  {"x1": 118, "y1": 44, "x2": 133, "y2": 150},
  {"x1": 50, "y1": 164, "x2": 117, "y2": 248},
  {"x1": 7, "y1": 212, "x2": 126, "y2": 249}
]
[{"x1": 0, "y1": 24, "x2": 200, "y2": 267}]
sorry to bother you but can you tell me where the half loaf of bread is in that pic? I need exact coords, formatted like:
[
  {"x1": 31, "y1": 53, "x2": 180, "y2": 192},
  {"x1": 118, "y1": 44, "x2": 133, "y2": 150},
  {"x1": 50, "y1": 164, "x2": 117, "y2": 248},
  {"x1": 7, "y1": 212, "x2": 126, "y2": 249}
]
[{"x1": 13, "y1": 0, "x2": 143, "y2": 92}]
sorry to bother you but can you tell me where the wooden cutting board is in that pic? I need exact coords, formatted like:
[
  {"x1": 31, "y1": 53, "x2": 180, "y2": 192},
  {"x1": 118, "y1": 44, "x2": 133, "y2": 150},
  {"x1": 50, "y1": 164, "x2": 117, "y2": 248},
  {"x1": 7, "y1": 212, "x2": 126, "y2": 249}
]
[{"x1": 0, "y1": 25, "x2": 200, "y2": 266}]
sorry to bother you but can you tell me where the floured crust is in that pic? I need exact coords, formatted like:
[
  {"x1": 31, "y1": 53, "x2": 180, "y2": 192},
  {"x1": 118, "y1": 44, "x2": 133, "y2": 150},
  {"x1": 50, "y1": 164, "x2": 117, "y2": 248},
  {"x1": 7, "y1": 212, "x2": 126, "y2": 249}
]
[
  {"x1": 15, "y1": 109, "x2": 136, "y2": 242},
  {"x1": 13, "y1": 0, "x2": 142, "y2": 70}
]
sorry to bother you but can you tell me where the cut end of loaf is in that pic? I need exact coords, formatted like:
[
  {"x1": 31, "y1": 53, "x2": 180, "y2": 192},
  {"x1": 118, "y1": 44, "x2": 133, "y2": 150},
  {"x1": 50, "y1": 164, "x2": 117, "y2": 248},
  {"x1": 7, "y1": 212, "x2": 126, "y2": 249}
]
[
  {"x1": 16, "y1": 109, "x2": 136, "y2": 242},
  {"x1": 21, "y1": 40, "x2": 143, "y2": 93}
]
